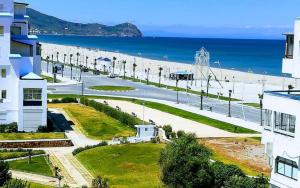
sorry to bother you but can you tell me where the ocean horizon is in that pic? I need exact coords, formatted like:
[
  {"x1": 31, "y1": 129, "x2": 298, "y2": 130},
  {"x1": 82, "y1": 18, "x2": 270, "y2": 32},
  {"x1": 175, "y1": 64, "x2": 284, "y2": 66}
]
[{"x1": 39, "y1": 35, "x2": 285, "y2": 76}]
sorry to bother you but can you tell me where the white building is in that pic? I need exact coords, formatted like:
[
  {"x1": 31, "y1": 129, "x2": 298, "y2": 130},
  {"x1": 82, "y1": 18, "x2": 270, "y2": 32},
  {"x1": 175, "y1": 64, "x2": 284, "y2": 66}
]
[
  {"x1": 0, "y1": 0, "x2": 47, "y2": 132},
  {"x1": 262, "y1": 18, "x2": 300, "y2": 188}
]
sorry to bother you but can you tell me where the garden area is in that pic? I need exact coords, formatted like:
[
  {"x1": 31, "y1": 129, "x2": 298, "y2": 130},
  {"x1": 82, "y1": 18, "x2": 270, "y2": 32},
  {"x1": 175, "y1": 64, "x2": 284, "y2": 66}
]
[
  {"x1": 89, "y1": 85, "x2": 135, "y2": 91},
  {"x1": 48, "y1": 103, "x2": 135, "y2": 140},
  {"x1": 8, "y1": 156, "x2": 54, "y2": 177},
  {"x1": 75, "y1": 143, "x2": 164, "y2": 187}
]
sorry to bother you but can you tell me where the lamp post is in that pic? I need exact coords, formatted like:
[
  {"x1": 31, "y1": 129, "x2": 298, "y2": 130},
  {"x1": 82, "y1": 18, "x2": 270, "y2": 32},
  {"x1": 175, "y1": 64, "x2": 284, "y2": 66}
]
[
  {"x1": 70, "y1": 54, "x2": 73, "y2": 80},
  {"x1": 206, "y1": 74, "x2": 212, "y2": 97},
  {"x1": 258, "y1": 94, "x2": 264, "y2": 126},
  {"x1": 200, "y1": 90, "x2": 204, "y2": 110},
  {"x1": 46, "y1": 56, "x2": 49, "y2": 73},
  {"x1": 176, "y1": 76, "x2": 179, "y2": 104},
  {"x1": 232, "y1": 76, "x2": 235, "y2": 94},
  {"x1": 228, "y1": 90, "x2": 232, "y2": 117}
]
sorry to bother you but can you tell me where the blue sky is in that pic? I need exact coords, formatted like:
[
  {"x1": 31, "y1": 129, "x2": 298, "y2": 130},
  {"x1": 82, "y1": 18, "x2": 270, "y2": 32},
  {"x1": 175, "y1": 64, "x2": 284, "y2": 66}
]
[{"x1": 23, "y1": 0, "x2": 300, "y2": 39}]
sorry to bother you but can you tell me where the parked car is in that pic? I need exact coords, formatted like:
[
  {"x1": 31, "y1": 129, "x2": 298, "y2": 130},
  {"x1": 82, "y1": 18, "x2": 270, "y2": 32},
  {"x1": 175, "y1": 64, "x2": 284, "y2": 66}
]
[{"x1": 108, "y1": 74, "x2": 118, "y2": 78}]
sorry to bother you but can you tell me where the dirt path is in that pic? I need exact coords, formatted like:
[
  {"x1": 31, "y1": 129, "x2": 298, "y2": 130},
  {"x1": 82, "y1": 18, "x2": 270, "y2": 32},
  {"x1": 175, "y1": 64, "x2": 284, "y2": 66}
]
[{"x1": 95, "y1": 99, "x2": 260, "y2": 138}]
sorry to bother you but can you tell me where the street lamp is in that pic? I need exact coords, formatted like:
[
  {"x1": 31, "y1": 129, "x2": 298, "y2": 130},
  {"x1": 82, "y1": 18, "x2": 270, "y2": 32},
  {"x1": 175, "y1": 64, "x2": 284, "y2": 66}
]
[
  {"x1": 228, "y1": 90, "x2": 232, "y2": 117},
  {"x1": 200, "y1": 90, "x2": 204, "y2": 110},
  {"x1": 176, "y1": 76, "x2": 180, "y2": 104},
  {"x1": 258, "y1": 94, "x2": 264, "y2": 126},
  {"x1": 206, "y1": 74, "x2": 212, "y2": 97}
]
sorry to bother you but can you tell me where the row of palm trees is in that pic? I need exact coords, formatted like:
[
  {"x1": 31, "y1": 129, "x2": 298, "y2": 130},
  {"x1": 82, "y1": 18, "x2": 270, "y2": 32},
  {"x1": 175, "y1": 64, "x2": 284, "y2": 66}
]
[{"x1": 45, "y1": 52, "x2": 165, "y2": 86}]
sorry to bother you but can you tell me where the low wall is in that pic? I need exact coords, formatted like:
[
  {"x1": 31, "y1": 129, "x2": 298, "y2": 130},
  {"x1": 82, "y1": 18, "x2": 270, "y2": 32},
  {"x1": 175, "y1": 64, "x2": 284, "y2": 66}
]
[{"x1": 0, "y1": 139, "x2": 73, "y2": 148}]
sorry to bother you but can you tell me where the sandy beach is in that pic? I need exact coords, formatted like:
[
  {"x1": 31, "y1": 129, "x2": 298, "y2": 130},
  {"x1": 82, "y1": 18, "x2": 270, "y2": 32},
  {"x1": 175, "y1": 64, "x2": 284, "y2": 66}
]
[{"x1": 41, "y1": 42, "x2": 297, "y2": 102}]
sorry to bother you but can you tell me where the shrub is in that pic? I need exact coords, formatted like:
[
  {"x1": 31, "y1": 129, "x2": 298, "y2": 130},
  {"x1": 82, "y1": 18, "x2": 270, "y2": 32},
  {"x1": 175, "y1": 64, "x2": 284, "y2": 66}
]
[
  {"x1": 162, "y1": 125, "x2": 173, "y2": 139},
  {"x1": 0, "y1": 123, "x2": 18, "y2": 133},
  {"x1": 61, "y1": 97, "x2": 78, "y2": 103},
  {"x1": 159, "y1": 134, "x2": 214, "y2": 187},
  {"x1": 92, "y1": 176, "x2": 109, "y2": 188},
  {"x1": 176, "y1": 130, "x2": 185, "y2": 138},
  {"x1": 211, "y1": 161, "x2": 245, "y2": 187},
  {"x1": 224, "y1": 175, "x2": 268, "y2": 188},
  {"x1": 79, "y1": 97, "x2": 142, "y2": 129},
  {"x1": 0, "y1": 161, "x2": 11, "y2": 186},
  {"x1": 3, "y1": 179, "x2": 28, "y2": 188},
  {"x1": 72, "y1": 142, "x2": 108, "y2": 155}
]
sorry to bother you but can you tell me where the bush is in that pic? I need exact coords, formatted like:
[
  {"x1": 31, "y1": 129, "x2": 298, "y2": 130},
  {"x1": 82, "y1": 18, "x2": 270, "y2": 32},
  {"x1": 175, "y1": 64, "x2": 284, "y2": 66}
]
[
  {"x1": 72, "y1": 141, "x2": 108, "y2": 155},
  {"x1": 0, "y1": 161, "x2": 11, "y2": 186},
  {"x1": 50, "y1": 97, "x2": 78, "y2": 104},
  {"x1": 159, "y1": 134, "x2": 214, "y2": 187},
  {"x1": 176, "y1": 130, "x2": 185, "y2": 138},
  {"x1": 3, "y1": 179, "x2": 28, "y2": 188},
  {"x1": 211, "y1": 161, "x2": 245, "y2": 187},
  {"x1": 0, "y1": 149, "x2": 45, "y2": 160},
  {"x1": 80, "y1": 97, "x2": 142, "y2": 129},
  {"x1": 224, "y1": 175, "x2": 268, "y2": 188},
  {"x1": 92, "y1": 176, "x2": 109, "y2": 188},
  {"x1": 162, "y1": 125, "x2": 173, "y2": 139},
  {"x1": 0, "y1": 123, "x2": 18, "y2": 133}
]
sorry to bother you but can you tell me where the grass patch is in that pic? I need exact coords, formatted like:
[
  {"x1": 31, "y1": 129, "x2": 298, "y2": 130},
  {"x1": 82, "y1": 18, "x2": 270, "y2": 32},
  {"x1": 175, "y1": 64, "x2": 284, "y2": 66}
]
[
  {"x1": 0, "y1": 150, "x2": 45, "y2": 160},
  {"x1": 8, "y1": 156, "x2": 54, "y2": 177},
  {"x1": 76, "y1": 143, "x2": 164, "y2": 187},
  {"x1": 0, "y1": 133, "x2": 66, "y2": 140},
  {"x1": 243, "y1": 103, "x2": 260, "y2": 108},
  {"x1": 48, "y1": 94, "x2": 257, "y2": 134},
  {"x1": 29, "y1": 182, "x2": 54, "y2": 188},
  {"x1": 42, "y1": 75, "x2": 61, "y2": 83},
  {"x1": 48, "y1": 103, "x2": 135, "y2": 140},
  {"x1": 89, "y1": 85, "x2": 135, "y2": 91},
  {"x1": 123, "y1": 76, "x2": 240, "y2": 101}
]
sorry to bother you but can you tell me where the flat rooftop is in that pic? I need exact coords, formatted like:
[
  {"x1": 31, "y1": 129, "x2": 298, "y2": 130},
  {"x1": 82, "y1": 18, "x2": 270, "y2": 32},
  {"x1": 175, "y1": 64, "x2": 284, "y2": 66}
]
[{"x1": 265, "y1": 90, "x2": 300, "y2": 100}]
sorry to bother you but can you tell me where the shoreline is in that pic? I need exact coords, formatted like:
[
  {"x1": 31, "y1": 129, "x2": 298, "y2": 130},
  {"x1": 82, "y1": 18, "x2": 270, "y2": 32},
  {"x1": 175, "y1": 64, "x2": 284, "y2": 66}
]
[{"x1": 41, "y1": 42, "x2": 295, "y2": 85}]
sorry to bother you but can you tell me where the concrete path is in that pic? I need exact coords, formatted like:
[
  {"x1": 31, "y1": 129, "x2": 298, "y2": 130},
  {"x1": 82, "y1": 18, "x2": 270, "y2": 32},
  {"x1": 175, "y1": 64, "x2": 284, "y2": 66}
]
[
  {"x1": 11, "y1": 170, "x2": 62, "y2": 187},
  {"x1": 95, "y1": 99, "x2": 261, "y2": 138}
]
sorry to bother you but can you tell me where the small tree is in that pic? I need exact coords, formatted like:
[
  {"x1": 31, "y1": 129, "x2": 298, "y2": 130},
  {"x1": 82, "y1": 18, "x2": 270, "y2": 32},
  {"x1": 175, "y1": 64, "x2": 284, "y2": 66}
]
[
  {"x1": 0, "y1": 161, "x2": 11, "y2": 186},
  {"x1": 159, "y1": 134, "x2": 214, "y2": 187},
  {"x1": 92, "y1": 176, "x2": 109, "y2": 188}
]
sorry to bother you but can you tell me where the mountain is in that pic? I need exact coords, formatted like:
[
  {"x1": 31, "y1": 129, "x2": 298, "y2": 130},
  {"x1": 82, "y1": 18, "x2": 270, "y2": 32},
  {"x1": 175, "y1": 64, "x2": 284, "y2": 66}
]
[{"x1": 27, "y1": 8, "x2": 142, "y2": 37}]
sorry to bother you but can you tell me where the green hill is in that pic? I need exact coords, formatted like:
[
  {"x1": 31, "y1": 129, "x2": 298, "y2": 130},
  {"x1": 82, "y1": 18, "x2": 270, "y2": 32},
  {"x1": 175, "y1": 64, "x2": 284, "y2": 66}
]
[{"x1": 27, "y1": 8, "x2": 142, "y2": 37}]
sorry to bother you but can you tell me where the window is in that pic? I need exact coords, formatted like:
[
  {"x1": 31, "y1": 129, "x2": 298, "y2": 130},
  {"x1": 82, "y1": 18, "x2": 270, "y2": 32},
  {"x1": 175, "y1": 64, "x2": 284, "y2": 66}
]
[
  {"x1": 1, "y1": 69, "x2": 6, "y2": 78},
  {"x1": 0, "y1": 26, "x2": 3, "y2": 35},
  {"x1": 264, "y1": 110, "x2": 272, "y2": 129},
  {"x1": 23, "y1": 88, "x2": 42, "y2": 106},
  {"x1": 0, "y1": 90, "x2": 6, "y2": 99},
  {"x1": 11, "y1": 26, "x2": 21, "y2": 35},
  {"x1": 276, "y1": 157, "x2": 298, "y2": 180},
  {"x1": 36, "y1": 43, "x2": 41, "y2": 56},
  {"x1": 273, "y1": 111, "x2": 296, "y2": 135}
]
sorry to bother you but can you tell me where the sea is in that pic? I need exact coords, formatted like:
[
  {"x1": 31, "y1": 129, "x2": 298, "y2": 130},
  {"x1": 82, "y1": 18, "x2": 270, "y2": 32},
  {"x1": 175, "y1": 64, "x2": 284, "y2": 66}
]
[{"x1": 39, "y1": 35, "x2": 285, "y2": 76}]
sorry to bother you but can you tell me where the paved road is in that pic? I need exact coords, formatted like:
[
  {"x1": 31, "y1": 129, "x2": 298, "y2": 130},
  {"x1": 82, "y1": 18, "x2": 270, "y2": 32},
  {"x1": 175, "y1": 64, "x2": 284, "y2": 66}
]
[{"x1": 43, "y1": 62, "x2": 261, "y2": 124}]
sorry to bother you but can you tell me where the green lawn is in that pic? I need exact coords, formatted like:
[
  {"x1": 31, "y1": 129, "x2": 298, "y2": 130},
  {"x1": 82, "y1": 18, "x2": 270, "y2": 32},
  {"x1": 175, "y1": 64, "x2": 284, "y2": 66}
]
[
  {"x1": 122, "y1": 76, "x2": 240, "y2": 101},
  {"x1": 76, "y1": 143, "x2": 164, "y2": 187},
  {"x1": 48, "y1": 103, "x2": 135, "y2": 140},
  {"x1": 0, "y1": 150, "x2": 44, "y2": 160},
  {"x1": 0, "y1": 133, "x2": 66, "y2": 141},
  {"x1": 48, "y1": 94, "x2": 256, "y2": 134},
  {"x1": 42, "y1": 75, "x2": 61, "y2": 83},
  {"x1": 89, "y1": 85, "x2": 135, "y2": 91},
  {"x1": 29, "y1": 182, "x2": 54, "y2": 188},
  {"x1": 243, "y1": 103, "x2": 260, "y2": 108},
  {"x1": 8, "y1": 156, "x2": 54, "y2": 177}
]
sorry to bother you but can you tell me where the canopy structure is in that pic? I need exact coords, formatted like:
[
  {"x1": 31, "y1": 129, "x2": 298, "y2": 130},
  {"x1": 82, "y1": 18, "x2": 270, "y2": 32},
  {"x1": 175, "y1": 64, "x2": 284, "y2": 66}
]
[{"x1": 169, "y1": 70, "x2": 194, "y2": 80}]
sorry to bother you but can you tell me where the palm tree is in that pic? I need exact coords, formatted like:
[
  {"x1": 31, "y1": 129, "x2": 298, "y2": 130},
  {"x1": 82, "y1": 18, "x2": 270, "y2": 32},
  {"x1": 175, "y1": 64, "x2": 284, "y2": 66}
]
[
  {"x1": 62, "y1": 54, "x2": 67, "y2": 78},
  {"x1": 51, "y1": 54, "x2": 54, "y2": 74},
  {"x1": 133, "y1": 58, "x2": 137, "y2": 79},
  {"x1": 93, "y1": 59, "x2": 97, "y2": 74},
  {"x1": 122, "y1": 60, "x2": 127, "y2": 79},
  {"x1": 70, "y1": 54, "x2": 73, "y2": 80},
  {"x1": 76, "y1": 52, "x2": 80, "y2": 67},
  {"x1": 103, "y1": 65, "x2": 107, "y2": 74},
  {"x1": 79, "y1": 64, "x2": 83, "y2": 82},
  {"x1": 158, "y1": 67, "x2": 163, "y2": 87},
  {"x1": 146, "y1": 68, "x2": 150, "y2": 85},
  {"x1": 56, "y1": 52, "x2": 59, "y2": 63},
  {"x1": 85, "y1": 56, "x2": 89, "y2": 68},
  {"x1": 112, "y1": 57, "x2": 117, "y2": 75},
  {"x1": 46, "y1": 56, "x2": 50, "y2": 73}
]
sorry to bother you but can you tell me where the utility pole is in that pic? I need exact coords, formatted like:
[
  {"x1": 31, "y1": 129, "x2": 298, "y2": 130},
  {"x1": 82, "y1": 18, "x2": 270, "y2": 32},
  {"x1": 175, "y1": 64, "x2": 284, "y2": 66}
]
[{"x1": 258, "y1": 94, "x2": 264, "y2": 126}]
